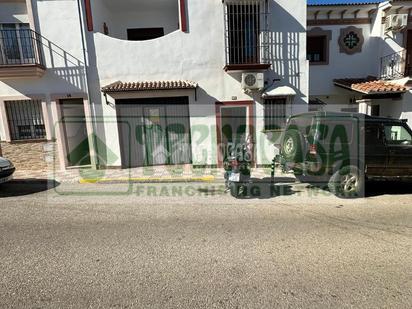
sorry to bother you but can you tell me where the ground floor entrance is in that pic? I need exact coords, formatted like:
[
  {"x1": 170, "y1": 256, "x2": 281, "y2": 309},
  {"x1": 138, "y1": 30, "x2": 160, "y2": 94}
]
[
  {"x1": 215, "y1": 101, "x2": 254, "y2": 167},
  {"x1": 116, "y1": 97, "x2": 192, "y2": 168},
  {"x1": 60, "y1": 99, "x2": 91, "y2": 167}
]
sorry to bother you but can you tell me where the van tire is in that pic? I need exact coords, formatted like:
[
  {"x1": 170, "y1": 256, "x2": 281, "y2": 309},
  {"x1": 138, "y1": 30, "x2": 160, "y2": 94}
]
[
  {"x1": 328, "y1": 166, "x2": 365, "y2": 198},
  {"x1": 282, "y1": 130, "x2": 303, "y2": 162}
]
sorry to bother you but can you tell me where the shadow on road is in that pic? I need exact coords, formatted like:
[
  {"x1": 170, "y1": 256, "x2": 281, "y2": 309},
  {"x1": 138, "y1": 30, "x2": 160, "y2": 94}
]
[
  {"x1": 365, "y1": 181, "x2": 412, "y2": 197},
  {"x1": 227, "y1": 177, "x2": 300, "y2": 200},
  {"x1": 0, "y1": 180, "x2": 60, "y2": 197},
  {"x1": 301, "y1": 180, "x2": 412, "y2": 198}
]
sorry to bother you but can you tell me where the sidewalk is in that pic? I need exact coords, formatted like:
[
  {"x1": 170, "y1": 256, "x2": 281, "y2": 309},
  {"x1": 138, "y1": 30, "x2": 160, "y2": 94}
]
[{"x1": 12, "y1": 165, "x2": 292, "y2": 184}]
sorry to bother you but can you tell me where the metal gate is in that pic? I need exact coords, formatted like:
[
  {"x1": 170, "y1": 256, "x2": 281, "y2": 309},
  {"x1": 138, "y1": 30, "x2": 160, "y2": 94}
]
[{"x1": 116, "y1": 97, "x2": 192, "y2": 167}]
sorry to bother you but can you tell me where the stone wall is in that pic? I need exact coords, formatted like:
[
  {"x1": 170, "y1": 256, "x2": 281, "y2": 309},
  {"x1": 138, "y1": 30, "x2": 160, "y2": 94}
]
[{"x1": 0, "y1": 140, "x2": 60, "y2": 172}]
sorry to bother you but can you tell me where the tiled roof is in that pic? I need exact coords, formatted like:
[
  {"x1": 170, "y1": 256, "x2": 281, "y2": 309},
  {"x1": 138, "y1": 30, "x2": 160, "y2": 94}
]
[
  {"x1": 102, "y1": 80, "x2": 198, "y2": 92},
  {"x1": 333, "y1": 78, "x2": 409, "y2": 94},
  {"x1": 308, "y1": 0, "x2": 383, "y2": 6}
]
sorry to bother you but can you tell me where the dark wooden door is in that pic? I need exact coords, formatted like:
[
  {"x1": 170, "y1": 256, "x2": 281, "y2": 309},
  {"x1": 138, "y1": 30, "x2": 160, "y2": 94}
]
[{"x1": 60, "y1": 99, "x2": 91, "y2": 167}]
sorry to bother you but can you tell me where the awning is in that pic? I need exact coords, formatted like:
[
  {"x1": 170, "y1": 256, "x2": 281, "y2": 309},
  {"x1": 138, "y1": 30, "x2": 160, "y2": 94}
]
[
  {"x1": 102, "y1": 80, "x2": 198, "y2": 93},
  {"x1": 262, "y1": 85, "x2": 296, "y2": 98},
  {"x1": 333, "y1": 78, "x2": 408, "y2": 94}
]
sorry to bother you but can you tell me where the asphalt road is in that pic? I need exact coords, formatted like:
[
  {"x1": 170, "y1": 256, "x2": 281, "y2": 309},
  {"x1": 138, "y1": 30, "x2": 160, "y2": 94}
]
[{"x1": 0, "y1": 180, "x2": 411, "y2": 308}]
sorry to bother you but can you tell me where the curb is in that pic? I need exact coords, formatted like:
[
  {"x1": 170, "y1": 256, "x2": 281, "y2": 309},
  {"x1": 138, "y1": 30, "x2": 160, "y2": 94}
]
[{"x1": 79, "y1": 175, "x2": 216, "y2": 184}]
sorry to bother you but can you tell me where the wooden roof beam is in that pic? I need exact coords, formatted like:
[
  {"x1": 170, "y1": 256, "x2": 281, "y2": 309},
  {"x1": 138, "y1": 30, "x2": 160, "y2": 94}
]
[{"x1": 327, "y1": 10, "x2": 333, "y2": 20}]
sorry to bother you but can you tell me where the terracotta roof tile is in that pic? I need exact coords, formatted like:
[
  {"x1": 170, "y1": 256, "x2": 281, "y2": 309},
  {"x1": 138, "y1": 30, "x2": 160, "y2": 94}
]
[
  {"x1": 102, "y1": 80, "x2": 198, "y2": 92},
  {"x1": 333, "y1": 78, "x2": 408, "y2": 94},
  {"x1": 308, "y1": 0, "x2": 383, "y2": 6}
]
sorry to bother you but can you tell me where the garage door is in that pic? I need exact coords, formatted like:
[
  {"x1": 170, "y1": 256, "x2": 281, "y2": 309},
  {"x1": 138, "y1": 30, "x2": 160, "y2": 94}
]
[{"x1": 116, "y1": 97, "x2": 192, "y2": 167}]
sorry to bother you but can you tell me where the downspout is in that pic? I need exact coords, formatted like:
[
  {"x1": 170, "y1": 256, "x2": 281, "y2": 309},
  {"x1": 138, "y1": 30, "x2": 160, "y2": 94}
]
[{"x1": 76, "y1": 0, "x2": 99, "y2": 169}]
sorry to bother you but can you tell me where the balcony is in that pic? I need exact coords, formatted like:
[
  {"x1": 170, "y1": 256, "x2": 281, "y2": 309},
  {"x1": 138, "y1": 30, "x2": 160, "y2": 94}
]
[
  {"x1": 93, "y1": 0, "x2": 180, "y2": 41},
  {"x1": 380, "y1": 50, "x2": 406, "y2": 80},
  {"x1": 0, "y1": 29, "x2": 46, "y2": 79}
]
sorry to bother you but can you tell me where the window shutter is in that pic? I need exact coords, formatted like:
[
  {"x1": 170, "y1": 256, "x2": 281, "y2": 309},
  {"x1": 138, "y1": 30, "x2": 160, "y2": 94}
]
[
  {"x1": 84, "y1": 0, "x2": 93, "y2": 31},
  {"x1": 179, "y1": 0, "x2": 188, "y2": 32}
]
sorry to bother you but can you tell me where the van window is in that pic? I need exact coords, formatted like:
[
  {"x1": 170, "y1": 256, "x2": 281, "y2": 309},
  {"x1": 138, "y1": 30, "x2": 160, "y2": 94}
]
[
  {"x1": 311, "y1": 119, "x2": 355, "y2": 145},
  {"x1": 384, "y1": 124, "x2": 412, "y2": 144}
]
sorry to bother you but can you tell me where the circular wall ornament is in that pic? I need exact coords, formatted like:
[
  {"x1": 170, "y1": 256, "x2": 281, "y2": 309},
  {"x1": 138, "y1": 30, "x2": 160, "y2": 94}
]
[{"x1": 339, "y1": 26, "x2": 364, "y2": 55}]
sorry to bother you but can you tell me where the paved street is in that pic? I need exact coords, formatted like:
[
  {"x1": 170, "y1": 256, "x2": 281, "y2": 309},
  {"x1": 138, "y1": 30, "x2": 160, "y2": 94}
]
[{"x1": 0, "y1": 180, "x2": 411, "y2": 308}]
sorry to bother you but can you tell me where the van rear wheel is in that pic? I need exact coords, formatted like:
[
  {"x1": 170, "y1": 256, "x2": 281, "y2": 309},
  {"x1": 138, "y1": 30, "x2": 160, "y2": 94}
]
[
  {"x1": 328, "y1": 166, "x2": 364, "y2": 198},
  {"x1": 282, "y1": 130, "x2": 303, "y2": 162}
]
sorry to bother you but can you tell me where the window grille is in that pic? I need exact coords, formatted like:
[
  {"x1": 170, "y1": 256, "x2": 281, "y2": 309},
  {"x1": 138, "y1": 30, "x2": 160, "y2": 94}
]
[
  {"x1": 224, "y1": 0, "x2": 269, "y2": 65},
  {"x1": 5, "y1": 100, "x2": 46, "y2": 140},
  {"x1": 264, "y1": 98, "x2": 287, "y2": 130}
]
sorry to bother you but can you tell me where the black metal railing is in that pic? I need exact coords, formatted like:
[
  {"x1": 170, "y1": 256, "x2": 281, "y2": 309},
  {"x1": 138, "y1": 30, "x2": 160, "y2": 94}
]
[
  {"x1": 5, "y1": 99, "x2": 46, "y2": 141},
  {"x1": 224, "y1": 0, "x2": 270, "y2": 66},
  {"x1": 0, "y1": 29, "x2": 45, "y2": 68},
  {"x1": 380, "y1": 50, "x2": 406, "y2": 80}
]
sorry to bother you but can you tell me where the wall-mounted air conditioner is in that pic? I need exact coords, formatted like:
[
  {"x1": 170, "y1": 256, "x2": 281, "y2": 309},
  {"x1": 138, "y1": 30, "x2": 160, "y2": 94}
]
[
  {"x1": 385, "y1": 14, "x2": 408, "y2": 32},
  {"x1": 241, "y1": 72, "x2": 264, "y2": 90}
]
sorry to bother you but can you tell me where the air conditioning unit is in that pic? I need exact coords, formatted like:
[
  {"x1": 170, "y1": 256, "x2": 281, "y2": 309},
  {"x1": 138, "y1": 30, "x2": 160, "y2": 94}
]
[
  {"x1": 241, "y1": 72, "x2": 264, "y2": 90},
  {"x1": 385, "y1": 14, "x2": 408, "y2": 32}
]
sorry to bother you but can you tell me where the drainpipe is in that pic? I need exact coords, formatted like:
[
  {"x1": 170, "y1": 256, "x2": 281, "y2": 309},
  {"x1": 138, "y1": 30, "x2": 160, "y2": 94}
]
[{"x1": 76, "y1": 0, "x2": 99, "y2": 169}]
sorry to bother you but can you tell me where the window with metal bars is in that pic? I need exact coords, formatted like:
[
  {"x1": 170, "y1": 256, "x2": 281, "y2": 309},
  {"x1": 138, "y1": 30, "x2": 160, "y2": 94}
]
[
  {"x1": 5, "y1": 100, "x2": 46, "y2": 141},
  {"x1": 224, "y1": 0, "x2": 269, "y2": 66},
  {"x1": 264, "y1": 98, "x2": 287, "y2": 131},
  {"x1": 0, "y1": 23, "x2": 44, "y2": 66}
]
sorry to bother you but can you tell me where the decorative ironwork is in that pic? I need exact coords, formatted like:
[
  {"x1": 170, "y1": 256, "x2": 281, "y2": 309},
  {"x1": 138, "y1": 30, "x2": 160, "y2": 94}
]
[
  {"x1": 380, "y1": 50, "x2": 406, "y2": 80},
  {"x1": 0, "y1": 29, "x2": 45, "y2": 67},
  {"x1": 343, "y1": 32, "x2": 360, "y2": 50},
  {"x1": 223, "y1": 0, "x2": 270, "y2": 66},
  {"x1": 264, "y1": 98, "x2": 287, "y2": 131},
  {"x1": 338, "y1": 26, "x2": 364, "y2": 55},
  {"x1": 5, "y1": 100, "x2": 46, "y2": 141}
]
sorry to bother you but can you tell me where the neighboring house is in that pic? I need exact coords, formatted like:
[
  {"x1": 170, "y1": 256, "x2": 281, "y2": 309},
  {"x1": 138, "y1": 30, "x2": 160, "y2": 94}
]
[
  {"x1": 308, "y1": 0, "x2": 412, "y2": 123},
  {"x1": 0, "y1": 0, "x2": 94, "y2": 173},
  {"x1": 0, "y1": 0, "x2": 308, "y2": 172}
]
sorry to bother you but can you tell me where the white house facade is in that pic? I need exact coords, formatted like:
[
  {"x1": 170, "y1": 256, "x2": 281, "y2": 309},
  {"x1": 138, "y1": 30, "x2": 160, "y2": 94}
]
[
  {"x1": 0, "y1": 0, "x2": 308, "y2": 173},
  {"x1": 308, "y1": 0, "x2": 412, "y2": 123}
]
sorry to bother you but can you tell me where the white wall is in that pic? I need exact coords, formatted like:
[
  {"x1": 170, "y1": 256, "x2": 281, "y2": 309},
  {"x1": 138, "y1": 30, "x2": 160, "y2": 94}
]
[
  {"x1": 88, "y1": 0, "x2": 308, "y2": 166},
  {"x1": 0, "y1": 0, "x2": 88, "y2": 161},
  {"x1": 309, "y1": 22, "x2": 381, "y2": 96},
  {"x1": 308, "y1": 1, "x2": 412, "y2": 125},
  {"x1": 0, "y1": 0, "x2": 308, "y2": 168},
  {"x1": 0, "y1": 2, "x2": 28, "y2": 24},
  {"x1": 0, "y1": 0, "x2": 86, "y2": 96},
  {"x1": 93, "y1": 3, "x2": 179, "y2": 40}
]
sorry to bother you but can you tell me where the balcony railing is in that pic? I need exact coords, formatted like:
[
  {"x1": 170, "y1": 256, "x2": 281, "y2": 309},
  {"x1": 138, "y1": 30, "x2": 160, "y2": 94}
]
[
  {"x1": 0, "y1": 29, "x2": 45, "y2": 68},
  {"x1": 380, "y1": 50, "x2": 406, "y2": 80}
]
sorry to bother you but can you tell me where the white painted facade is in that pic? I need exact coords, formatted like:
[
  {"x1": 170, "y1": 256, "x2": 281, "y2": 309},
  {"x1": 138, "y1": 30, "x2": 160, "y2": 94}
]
[
  {"x1": 308, "y1": 0, "x2": 412, "y2": 124},
  {"x1": 89, "y1": 0, "x2": 308, "y2": 167},
  {"x1": 0, "y1": 0, "x2": 308, "y2": 171}
]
